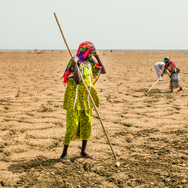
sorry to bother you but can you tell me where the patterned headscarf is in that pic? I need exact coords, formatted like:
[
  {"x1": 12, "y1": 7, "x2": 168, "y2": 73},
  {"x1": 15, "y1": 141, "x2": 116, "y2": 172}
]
[
  {"x1": 77, "y1": 41, "x2": 96, "y2": 61},
  {"x1": 61, "y1": 41, "x2": 102, "y2": 85}
]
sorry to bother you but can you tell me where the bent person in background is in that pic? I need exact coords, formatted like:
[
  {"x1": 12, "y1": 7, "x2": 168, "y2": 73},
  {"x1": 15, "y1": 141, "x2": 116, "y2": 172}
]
[
  {"x1": 154, "y1": 62, "x2": 165, "y2": 81},
  {"x1": 161, "y1": 57, "x2": 183, "y2": 93}
]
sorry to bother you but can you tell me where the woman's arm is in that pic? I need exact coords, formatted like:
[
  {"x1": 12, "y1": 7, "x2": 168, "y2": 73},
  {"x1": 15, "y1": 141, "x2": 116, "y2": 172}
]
[
  {"x1": 169, "y1": 72, "x2": 173, "y2": 78},
  {"x1": 72, "y1": 56, "x2": 81, "y2": 84},
  {"x1": 94, "y1": 53, "x2": 106, "y2": 74},
  {"x1": 161, "y1": 69, "x2": 166, "y2": 77}
]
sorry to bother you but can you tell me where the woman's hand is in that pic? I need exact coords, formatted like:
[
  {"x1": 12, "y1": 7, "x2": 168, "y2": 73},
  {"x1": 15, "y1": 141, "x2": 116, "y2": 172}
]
[
  {"x1": 72, "y1": 56, "x2": 81, "y2": 84},
  {"x1": 161, "y1": 69, "x2": 166, "y2": 77},
  {"x1": 169, "y1": 72, "x2": 173, "y2": 78},
  {"x1": 93, "y1": 52, "x2": 106, "y2": 74},
  {"x1": 72, "y1": 56, "x2": 79, "y2": 64},
  {"x1": 93, "y1": 52, "x2": 99, "y2": 58}
]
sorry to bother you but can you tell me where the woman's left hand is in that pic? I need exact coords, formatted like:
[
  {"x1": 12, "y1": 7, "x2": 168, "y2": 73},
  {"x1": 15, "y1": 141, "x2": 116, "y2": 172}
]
[{"x1": 93, "y1": 52, "x2": 99, "y2": 58}]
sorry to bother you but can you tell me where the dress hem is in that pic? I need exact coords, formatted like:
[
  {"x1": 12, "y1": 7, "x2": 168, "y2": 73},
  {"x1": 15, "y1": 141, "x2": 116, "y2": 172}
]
[{"x1": 169, "y1": 84, "x2": 181, "y2": 90}]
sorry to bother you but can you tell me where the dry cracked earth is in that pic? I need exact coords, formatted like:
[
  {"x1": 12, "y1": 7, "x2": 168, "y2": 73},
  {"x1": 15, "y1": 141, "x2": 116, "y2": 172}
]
[{"x1": 0, "y1": 51, "x2": 188, "y2": 188}]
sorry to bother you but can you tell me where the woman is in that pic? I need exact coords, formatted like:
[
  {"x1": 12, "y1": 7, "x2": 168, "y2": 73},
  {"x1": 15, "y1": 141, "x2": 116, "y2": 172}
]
[
  {"x1": 60, "y1": 41, "x2": 106, "y2": 165},
  {"x1": 161, "y1": 57, "x2": 183, "y2": 92}
]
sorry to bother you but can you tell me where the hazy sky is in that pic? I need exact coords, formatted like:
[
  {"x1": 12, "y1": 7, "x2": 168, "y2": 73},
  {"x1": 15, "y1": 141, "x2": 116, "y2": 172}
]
[{"x1": 0, "y1": 0, "x2": 188, "y2": 50}]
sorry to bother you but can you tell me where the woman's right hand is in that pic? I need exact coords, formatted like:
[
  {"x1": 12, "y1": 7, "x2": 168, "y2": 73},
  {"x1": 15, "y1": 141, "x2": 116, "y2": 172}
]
[
  {"x1": 72, "y1": 56, "x2": 79, "y2": 64},
  {"x1": 72, "y1": 56, "x2": 81, "y2": 84}
]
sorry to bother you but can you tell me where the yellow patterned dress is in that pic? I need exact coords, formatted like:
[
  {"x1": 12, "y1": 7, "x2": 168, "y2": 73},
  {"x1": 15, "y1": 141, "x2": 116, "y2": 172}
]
[{"x1": 63, "y1": 62, "x2": 101, "y2": 145}]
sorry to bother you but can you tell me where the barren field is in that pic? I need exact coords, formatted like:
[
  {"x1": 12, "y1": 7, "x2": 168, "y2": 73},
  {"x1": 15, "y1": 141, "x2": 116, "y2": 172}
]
[{"x1": 0, "y1": 51, "x2": 188, "y2": 188}]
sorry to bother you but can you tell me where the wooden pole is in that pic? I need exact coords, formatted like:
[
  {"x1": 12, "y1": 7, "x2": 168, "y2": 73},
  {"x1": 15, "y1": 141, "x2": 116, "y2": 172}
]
[
  {"x1": 145, "y1": 69, "x2": 171, "y2": 96},
  {"x1": 145, "y1": 77, "x2": 161, "y2": 96},
  {"x1": 54, "y1": 13, "x2": 119, "y2": 165}
]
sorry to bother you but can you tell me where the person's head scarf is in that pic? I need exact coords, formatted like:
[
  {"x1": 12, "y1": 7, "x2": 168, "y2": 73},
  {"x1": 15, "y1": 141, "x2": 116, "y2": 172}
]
[
  {"x1": 164, "y1": 57, "x2": 170, "y2": 64},
  {"x1": 61, "y1": 41, "x2": 102, "y2": 85},
  {"x1": 77, "y1": 41, "x2": 96, "y2": 61}
]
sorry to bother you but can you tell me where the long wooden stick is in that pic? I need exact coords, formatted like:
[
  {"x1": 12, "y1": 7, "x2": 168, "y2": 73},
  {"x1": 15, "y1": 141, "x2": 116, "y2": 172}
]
[
  {"x1": 145, "y1": 77, "x2": 161, "y2": 96},
  {"x1": 145, "y1": 69, "x2": 170, "y2": 96},
  {"x1": 54, "y1": 13, "x2": 118, "y2": 162}
]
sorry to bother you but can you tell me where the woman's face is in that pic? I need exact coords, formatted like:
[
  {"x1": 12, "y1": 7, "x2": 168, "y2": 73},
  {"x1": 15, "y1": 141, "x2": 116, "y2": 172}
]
[
  {"x1": 164, "y1": 59, "x2": 169, "y2": 64},
  {"x1": 86, "y1": 49, "x2": 94, "y2": 60}
]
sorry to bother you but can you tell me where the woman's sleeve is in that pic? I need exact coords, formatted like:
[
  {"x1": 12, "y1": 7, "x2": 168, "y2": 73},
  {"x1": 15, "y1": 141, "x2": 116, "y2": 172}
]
[
  {"x1": 90, "y1": 58, "x2": 101, "y2": 77},
  {"x1": 92, "y1": 63, "x2": 101, "y2": 77},
  {"x1": 68, "y1": 72, "x2": 74, "y2": 78},
  {"x1": 91, "y1": 62, "x2": 101, "y2": 85}
]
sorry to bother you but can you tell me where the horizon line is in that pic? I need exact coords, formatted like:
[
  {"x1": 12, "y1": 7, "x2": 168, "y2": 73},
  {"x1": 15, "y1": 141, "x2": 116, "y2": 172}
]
[{"x1": 1, "y1": 49, "x2": 188, "y2": 51}]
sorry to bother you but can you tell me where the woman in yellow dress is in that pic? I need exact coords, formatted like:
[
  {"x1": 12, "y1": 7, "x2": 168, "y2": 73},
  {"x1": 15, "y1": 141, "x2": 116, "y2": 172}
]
[{"x1": 60, "y1": 41, "x2": 106, "y2": 165}]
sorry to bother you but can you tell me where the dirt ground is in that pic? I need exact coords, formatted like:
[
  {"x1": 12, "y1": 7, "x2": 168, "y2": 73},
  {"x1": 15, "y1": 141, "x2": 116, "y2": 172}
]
[{"x1": 0, "y1": 50, "x2": 188, "y2": 188}]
